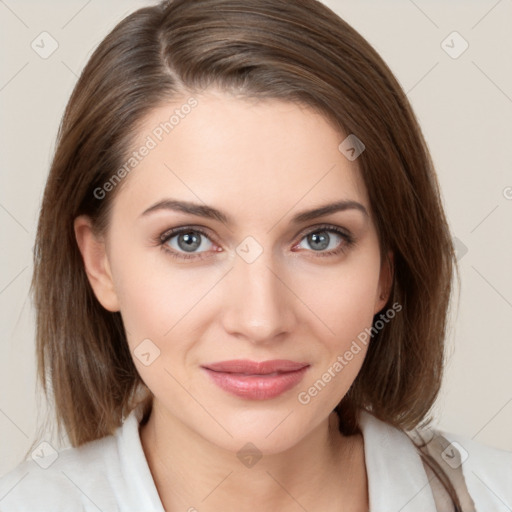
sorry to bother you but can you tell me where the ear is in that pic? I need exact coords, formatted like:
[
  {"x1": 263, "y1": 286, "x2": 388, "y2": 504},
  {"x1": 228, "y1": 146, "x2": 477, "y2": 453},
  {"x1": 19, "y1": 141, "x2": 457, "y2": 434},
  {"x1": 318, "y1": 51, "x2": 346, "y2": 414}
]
[
  {"x1": 374, "y1": 249, "x2": 394, "y2": 314},
  {"x1": 74, "y1": 215, "x2": 120, "y2": 312}
]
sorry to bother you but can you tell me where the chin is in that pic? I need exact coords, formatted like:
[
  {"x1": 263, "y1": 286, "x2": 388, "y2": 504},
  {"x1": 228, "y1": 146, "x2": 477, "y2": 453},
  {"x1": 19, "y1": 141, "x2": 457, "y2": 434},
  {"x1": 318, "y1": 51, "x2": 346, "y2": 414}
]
[{"x1": 198, "y1": 406, "x2": 317, "y2": 456}]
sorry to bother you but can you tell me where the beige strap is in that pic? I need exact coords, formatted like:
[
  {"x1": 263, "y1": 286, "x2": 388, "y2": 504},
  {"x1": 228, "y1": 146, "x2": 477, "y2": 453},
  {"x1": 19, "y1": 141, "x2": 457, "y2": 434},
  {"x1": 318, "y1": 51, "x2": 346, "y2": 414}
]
[{"x1": 406, "y1": 428, "x2": 477, "y2": 512}]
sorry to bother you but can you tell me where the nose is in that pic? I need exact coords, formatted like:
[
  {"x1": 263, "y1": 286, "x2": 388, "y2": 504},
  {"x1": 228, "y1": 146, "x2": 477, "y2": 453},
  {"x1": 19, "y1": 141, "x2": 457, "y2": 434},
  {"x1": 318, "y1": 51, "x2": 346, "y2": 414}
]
[{"x1": 220, "y1": 248, "x2": 297, "y2": 345}]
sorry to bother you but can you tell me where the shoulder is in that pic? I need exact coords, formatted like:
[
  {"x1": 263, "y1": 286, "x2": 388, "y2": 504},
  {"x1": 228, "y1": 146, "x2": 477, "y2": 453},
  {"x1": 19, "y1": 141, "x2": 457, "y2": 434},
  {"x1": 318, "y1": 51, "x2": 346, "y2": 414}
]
[
  {"x1": 408, "y1": 422, "x2": 512, "y2": 511},
  {"x1": 358, "y1": 409, "x2": 512, "y2": 511},
  {"x1": 436, "y1": 428, "x2": 512, "y2": 510},
  {"x1": 0, "y1": 433, "x2": 121, "y2": 512}
]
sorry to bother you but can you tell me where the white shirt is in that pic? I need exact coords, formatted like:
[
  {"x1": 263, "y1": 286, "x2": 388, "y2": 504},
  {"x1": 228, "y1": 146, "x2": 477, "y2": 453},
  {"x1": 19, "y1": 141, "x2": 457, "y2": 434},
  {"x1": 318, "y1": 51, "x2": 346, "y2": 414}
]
[{"x1": 1, "y1": 404, "x2": 511, "y2": 511}]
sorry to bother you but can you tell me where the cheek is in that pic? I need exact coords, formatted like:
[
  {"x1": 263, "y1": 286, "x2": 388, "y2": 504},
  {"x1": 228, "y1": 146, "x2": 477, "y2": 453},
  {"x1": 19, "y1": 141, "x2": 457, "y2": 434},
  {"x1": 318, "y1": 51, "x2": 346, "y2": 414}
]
[
  {"x1": 300, "y1": 254, "x2": 381, "y2": 344},
  {"x1": 330, "y1": 274, "x2": 378, "y2": 343},
  {"x1": 109, "y1": 246, "x2": 199, "y2": 393},
  {"x1": 295, "y1": 271, "x2": 378, "y2": 410},
  {"x1": 108, "y1": 238, "x2": 191, "y2": 344},
  {"x1": 293, "y1": 247, "x2": 381, "y2": 394}
]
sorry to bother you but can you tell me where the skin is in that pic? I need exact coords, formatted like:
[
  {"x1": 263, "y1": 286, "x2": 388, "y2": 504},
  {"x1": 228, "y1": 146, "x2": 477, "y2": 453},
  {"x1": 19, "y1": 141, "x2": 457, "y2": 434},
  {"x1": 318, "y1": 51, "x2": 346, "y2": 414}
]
[{"x1": 75, "y1": 89, "x2": 392, "y2": 512}]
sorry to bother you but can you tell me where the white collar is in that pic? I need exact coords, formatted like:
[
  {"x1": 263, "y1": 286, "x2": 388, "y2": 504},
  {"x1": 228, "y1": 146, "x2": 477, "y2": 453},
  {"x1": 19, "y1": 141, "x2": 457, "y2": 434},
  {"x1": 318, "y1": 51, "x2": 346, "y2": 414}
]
[
  {"x1": 117, "y1": 404, "x2": 166, "y2": 511},
  {"x1": 359, "y1": 409, "x2": 437, "y2": 511}
]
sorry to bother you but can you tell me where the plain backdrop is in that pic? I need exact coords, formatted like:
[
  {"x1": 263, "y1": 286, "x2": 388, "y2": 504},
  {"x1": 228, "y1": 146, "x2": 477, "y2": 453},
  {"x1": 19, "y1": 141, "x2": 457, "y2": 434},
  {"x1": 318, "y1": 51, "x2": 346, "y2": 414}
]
[{"x1": 1, "y1": 0, "x2": 511, "y2": 477}]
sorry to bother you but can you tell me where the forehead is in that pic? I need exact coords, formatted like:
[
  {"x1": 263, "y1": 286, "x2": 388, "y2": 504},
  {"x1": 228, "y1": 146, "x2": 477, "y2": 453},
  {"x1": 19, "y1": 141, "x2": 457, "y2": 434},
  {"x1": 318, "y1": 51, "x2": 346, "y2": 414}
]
[{"x1": 112, "y1": 90, "x2": 370, "y2": 224}]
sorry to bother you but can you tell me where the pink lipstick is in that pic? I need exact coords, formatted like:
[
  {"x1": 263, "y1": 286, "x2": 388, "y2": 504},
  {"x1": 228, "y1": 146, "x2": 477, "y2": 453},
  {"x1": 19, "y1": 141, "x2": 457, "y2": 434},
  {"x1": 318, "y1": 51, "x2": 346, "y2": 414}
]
[{"x1": 201, "y1": 359, "x2": 310, "y2": 400}]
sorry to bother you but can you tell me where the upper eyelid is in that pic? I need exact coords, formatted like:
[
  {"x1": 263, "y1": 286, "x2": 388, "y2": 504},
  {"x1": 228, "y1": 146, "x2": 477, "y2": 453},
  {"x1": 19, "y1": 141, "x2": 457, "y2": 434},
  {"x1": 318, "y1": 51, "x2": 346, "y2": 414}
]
[{"x1": 160, "y1": 225, "x2": 212, "y2": 242}]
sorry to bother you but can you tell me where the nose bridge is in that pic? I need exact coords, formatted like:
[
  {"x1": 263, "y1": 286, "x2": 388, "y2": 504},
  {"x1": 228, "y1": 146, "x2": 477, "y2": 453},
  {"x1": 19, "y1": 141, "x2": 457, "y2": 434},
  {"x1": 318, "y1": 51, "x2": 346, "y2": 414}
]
[{"x1": 221, "y1": 243, "x2": 295, "y2": 343}]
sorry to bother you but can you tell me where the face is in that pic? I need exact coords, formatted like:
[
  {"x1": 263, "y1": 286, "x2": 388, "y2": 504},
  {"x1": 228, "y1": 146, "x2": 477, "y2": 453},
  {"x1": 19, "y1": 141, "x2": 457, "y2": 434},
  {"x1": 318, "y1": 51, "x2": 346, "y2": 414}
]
[{"x1": 78, "y1": 89, "x2": 391, "y2": 455}]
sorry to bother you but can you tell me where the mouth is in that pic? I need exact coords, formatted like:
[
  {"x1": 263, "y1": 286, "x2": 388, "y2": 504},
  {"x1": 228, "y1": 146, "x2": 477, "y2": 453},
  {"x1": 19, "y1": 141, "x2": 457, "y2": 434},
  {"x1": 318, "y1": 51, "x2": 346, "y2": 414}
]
[
  {"x1": 202, "y1": 359, "x2": 309, "y2": 374},
  {"x1": 201, "y1": 359, "x2": 310, "y2": 400}
]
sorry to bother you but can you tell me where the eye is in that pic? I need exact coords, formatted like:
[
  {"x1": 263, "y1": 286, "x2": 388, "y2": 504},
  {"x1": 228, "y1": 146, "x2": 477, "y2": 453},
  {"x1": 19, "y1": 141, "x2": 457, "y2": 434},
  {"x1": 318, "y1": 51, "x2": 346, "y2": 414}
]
[
  {"x1": 157, "y1": 224, "x2": 355, "y2": 261},
  {"x1": 293, "y1": 225, "x2": 355, "y2": 257},
  {"x1": 159, "y1": 227, "x2": 217, "y2": 260}
]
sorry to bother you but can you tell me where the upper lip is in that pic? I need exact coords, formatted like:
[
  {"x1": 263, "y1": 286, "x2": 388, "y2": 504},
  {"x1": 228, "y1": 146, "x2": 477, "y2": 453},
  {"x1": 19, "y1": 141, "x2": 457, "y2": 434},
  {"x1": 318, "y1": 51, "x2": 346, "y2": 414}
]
[{"x1": 202, "y1": 359, "x2": 309, "y2": 375}]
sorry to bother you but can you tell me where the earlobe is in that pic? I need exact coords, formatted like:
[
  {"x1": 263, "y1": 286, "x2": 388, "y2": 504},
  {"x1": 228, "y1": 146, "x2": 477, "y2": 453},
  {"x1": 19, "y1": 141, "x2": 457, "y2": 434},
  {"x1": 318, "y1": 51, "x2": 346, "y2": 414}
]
[
  {"x1": 74, "y1": 215, "x2": 120, "y2": 312},
  {"x1": 375, "y1": 250, "x2": 394, "y2": 314}
]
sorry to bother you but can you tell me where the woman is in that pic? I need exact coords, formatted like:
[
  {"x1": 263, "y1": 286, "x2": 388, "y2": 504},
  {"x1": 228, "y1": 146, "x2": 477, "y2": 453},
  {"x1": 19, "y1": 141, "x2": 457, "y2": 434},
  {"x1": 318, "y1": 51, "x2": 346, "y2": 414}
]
[{"x1": 0, "y1": 0, "x2": 510, "y2": 511}]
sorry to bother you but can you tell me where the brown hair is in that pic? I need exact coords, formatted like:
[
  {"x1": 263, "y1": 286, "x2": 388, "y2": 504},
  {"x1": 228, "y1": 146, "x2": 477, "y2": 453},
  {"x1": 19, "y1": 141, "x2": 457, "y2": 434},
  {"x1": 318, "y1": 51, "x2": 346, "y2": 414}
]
[{"x1": 27, "y1": 0, "x2": 459, "y2": 504}]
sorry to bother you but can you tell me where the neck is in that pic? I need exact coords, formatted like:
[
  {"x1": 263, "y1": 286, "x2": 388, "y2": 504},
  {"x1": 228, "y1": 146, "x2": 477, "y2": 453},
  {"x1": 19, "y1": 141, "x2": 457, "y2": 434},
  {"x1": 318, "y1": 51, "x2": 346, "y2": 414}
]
[{"x1": 139, "y1": 402, "x2": 368, "y2": 512}]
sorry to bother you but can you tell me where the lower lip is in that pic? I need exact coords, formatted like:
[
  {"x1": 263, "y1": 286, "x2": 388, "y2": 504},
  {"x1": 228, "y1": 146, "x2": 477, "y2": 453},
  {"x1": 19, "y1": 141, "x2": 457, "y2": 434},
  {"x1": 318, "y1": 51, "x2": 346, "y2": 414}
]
[{"x1": 202, "y1": 366, "x2": 309, "y2": 400}]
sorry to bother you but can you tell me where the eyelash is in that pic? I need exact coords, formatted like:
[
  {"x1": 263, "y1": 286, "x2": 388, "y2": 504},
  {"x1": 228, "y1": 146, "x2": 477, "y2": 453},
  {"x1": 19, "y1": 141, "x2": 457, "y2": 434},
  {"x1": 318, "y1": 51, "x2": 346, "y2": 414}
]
[{"x1": 157, "y1": 224, "x2": 356, "y2": 261}]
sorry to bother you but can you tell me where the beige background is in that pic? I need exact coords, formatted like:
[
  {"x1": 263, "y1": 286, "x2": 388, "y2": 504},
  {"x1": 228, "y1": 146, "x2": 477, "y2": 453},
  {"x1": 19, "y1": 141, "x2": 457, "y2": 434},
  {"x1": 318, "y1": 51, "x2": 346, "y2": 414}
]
[{"x1": 1, "y1": 0, "x2": 511, "y2": 477}]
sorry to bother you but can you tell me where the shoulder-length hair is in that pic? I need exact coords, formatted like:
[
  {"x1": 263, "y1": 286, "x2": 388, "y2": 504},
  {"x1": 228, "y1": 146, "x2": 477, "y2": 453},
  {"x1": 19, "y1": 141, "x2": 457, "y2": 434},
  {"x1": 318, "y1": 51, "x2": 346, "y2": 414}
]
[{"x1": 30, "y1": 0, "x2": 456, "y2": 479}]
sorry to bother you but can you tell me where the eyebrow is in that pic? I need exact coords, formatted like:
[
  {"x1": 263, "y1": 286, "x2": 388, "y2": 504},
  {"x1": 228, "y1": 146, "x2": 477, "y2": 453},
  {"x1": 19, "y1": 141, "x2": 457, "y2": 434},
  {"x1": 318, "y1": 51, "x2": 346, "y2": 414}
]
[{"x1": 140, "y1": 198, "x2": 368, "y2": 225}]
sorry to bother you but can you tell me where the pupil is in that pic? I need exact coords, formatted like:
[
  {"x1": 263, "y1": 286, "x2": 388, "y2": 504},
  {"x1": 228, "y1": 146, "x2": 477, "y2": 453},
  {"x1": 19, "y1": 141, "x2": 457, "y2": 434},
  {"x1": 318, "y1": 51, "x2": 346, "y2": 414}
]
[
  {"x1": 178, "y1": 232, "x2": 200, "y2": 252},
  {"x1": 310, "y1": 232, "x2": 329, "y2": 250}
]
